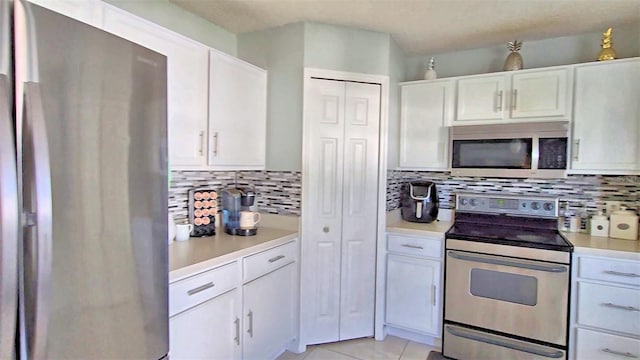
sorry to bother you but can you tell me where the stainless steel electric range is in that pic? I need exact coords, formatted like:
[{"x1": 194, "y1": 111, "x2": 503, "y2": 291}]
[{"x1": 443, "y1": 193, "x2": 573, "y2": 360}]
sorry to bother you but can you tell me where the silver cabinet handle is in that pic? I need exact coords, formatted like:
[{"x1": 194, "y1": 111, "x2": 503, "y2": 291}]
[
  {"x1": 512, "y1": 89, "x2": 518, "y2": 110},
  {"x1": 573, "y1": 139, "x2": 580, "y2": 161},
  {"x1": 0, "y1": 74, "x2": 18, "y2": 360},
  {"x1": 496, "y1": 90, "x2": 504, "y2": 111},
  {"x1": 186, "y1": 282, "x2": 215, "y2": 296},
  {"x1": 445, "y1": 325, "x2": 564, "y2": 358},
  {"x1": 22, "y1": 82, "x2": 53, "y2": 360},
  {"x1": 401, "y1": 244, "x2": 424, "y2": 250},
  {"x1": 448, "y1": 251, "x2": 568, "y2": 273},
  {"x1": 602, "y1": 303, "x2": 640, "y2": 312},
  {"x1": 604, "y1": 270, "x2": 640, "y2": 278},
  {"x1": 268, "y1": 255, "x2": 285, "y2": 263},
  {"x1": 213, "y1": 131, "x2": 219, "y2": 156},
  {"x1": 233, "y1": 317, "x2": 240, "y2": 346},
  {"x1": 602, "y1": 348, "x2": 638, "y2": 358},
  {"x1": 198, "y1": 130, "x2": 205, "y2": 155},
  {"x1": 247, "y1": 310, "x2": 253, "y2": 338}
]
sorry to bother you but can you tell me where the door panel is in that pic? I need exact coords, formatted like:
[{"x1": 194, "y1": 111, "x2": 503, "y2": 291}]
[{"x1": 339, "y1": 82, "x2": 380, "y2": 340}]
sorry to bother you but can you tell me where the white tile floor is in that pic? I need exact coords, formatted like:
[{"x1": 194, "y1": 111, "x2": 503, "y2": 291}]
[{"x1": 277, "y1": 336, "x2": 440, "y2": 360}]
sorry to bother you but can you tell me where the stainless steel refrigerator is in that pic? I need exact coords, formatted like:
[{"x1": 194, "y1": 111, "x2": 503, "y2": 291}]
[{"x1": 1, "y1": 1, "x2": 169, "y2": 358}]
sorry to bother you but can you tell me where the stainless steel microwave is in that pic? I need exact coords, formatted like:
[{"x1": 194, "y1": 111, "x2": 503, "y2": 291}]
[{"x1": 450, "y1": 121, "x2": 569, "y2": 178}]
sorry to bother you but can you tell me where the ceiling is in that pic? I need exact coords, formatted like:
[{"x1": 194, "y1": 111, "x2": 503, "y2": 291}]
[{"x1": 170, "y1": 0, "x2": 640, "y2": 56}]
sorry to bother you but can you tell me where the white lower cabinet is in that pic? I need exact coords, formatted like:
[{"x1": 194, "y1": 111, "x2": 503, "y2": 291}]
[
  {"x1": 384, "y1": 233, "x2": 443, "y2": 338},
  {"x1": 169, "y1": 240, "x2": 298, "y2": 360},
  {"x1": 243, "y1": 263, "x2": 296, "y2": 360},
  {"x1": 170, "y1": 289, "x2": 241, "y2": 360},
  {"x1": 570, "y1": 253, "x2": 640, "y2": 360}
]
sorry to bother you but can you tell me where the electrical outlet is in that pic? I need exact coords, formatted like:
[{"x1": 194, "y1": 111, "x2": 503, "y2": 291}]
[{"x1": 605, "y1": 201, "x2": 622, "y2": 215}]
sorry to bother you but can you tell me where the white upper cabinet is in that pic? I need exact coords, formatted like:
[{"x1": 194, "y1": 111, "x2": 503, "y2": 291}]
[
  {"x1": 570, "y1": 58, "x2": 640, "y2": 174},
  {"x1": 454, "y1": 67, "x2": 570, "y2": 124},
  {"x1": 399, "y1": 80, "x2": 454, "y2": 169},
  {"x1": 27, "y1": 0, "x2": 103, "y2": 28},
  {"x1": 208, "y1": 50, "x2": 267, "y2": 170},
  {"x1": 102, "y1": 5, "x2": 210, "y2": 169}
]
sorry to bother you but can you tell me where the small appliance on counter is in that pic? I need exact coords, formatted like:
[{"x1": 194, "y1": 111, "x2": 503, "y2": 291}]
[
  {"x1": 400, "y1": 181, "x2": 439, "y2": 223},
  {"x1": 221, "y1": 187, "x2": 260, "y2": 236},
  {"x1": 188, "y1": 188, "x2": 218, "y2": 237}
]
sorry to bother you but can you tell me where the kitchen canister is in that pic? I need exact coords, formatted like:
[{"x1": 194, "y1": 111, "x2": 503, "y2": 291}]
[
  {"x1": 609, "y1": 207, "x2": 639, "y2": 240},
  {"x1": 590, "y1": 211, "x2": 609, "y2": 237}
]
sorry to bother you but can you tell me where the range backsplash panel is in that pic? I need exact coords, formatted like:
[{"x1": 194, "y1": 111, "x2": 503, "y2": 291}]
[
  {"x1": 169, "y1": 170, "x2": 301, "y2": 221},
  {"x1": 387, "y1": 170, "x2": 640, "y2": 218}
]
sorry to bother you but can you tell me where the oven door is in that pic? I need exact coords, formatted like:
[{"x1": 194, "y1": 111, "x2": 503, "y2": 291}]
[{"x1": 445, "y1": 249, "x2": 569, "y2": 346}]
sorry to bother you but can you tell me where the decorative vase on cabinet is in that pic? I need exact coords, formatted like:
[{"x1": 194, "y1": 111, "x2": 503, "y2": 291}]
[{"x1": 503, "y1": 40, "x2": 523, "y2": 71}]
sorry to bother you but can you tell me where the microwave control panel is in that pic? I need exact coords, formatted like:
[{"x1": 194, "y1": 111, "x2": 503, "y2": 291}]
[{"x1": 538, "y1": 137, "x2": 568, "y2": 169}]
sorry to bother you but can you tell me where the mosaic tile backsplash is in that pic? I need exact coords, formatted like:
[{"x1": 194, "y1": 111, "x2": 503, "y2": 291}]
[
  {"x1": 387, "y1": 170, "x2": 640, "y2": 218},
  {"x1": 169, "y1": 170, "x2": 301, "y2": 221}
]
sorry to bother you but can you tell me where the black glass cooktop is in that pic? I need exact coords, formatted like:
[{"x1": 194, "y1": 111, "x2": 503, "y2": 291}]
[{"x1": 446, "y1": 213, "x2": 573, "y2": 252}]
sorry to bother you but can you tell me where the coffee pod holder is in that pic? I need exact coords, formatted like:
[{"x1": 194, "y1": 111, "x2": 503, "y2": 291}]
[{"x1": 188, "y1": 188, "x2": 217, "y2": 237}]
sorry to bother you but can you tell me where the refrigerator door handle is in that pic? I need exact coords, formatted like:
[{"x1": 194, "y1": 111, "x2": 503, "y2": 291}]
[
  {"x1": 0, "y1": 74, "x2": 18, "y2": 360},
  {"x1": 22, "y1": 82, "x2": 53, "y2": 360}
]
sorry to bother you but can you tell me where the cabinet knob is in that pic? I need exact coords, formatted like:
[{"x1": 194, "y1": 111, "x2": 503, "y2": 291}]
[{"x1": 323, "y1": 226, "x2": 330, "y2": 233}]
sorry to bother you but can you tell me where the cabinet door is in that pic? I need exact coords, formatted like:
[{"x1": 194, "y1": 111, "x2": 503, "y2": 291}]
[
  {"x1": 385, "y1": 254, "x2": 441, "y2": 336},
  {"x1": 571, "y1": 59, "x2": 640, "y2": 172},
  {"x1": 243, "y1": 263, "x2": 296, "y2": 360},
  {"x1": 455, "y1": 74, "x2": 505, "y2": 122},
  {"x1": 399, "y1": 81, "x2": 453, "y2": 169},
  {"x1": 27, "y1": 0, "x2": 103, "y2": 28},
  {"x1": 103, "y1": 6, "x2": 210, "y2": 168},
  {"x1": 169, "y1": 289, "x2": 241, "y2": 360},
  {"x1": 209, "y1": 50, "x2": 267, "y2": 169},
  {"x1": 510, "y1": 68, "x2": 569, "y2": 119}
]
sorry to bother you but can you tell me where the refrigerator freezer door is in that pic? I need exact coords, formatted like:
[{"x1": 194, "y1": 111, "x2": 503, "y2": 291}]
[
  {"x1": 17, "y1": 2, "x2": 169, "y2": 358},
  {"x1": 0, "y1": 74, "x2": 18, "y2": 360}
]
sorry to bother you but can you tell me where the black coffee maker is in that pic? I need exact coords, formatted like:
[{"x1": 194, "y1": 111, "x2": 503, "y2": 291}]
[{"x1": 400, "y1": 181, "x2": 439, "y2": 223}]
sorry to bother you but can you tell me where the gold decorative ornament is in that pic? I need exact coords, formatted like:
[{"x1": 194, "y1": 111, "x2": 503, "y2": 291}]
[
  {"x1": 597, "y1": 27, "x2": 617, "y2": 61},
  {"x1": 503, "y1": 40, "x2": 523, "y2": 71}
]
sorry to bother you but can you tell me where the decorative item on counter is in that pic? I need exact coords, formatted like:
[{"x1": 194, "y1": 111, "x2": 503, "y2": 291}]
[
  {"x1": 609, "y1": 206, "x2": 638, "y2": 240},
  {"x1": 568, "y1": 212, "x2": 581, "y2": 233},
  {"x1": 597, "y1": 27, "x2": 617, "y2": 61},
  {"x1": 424, "y1": 57, "x2": 437, "y2": 80},
  {"x1": 590, "y1": 211, "x2": 610, "y2": 237},
  {"x1": 503, "y1": 40, "x2": 523, "y2": 71},
  {"x1": 557, "y1": 202, "x2": 568, "y2": 231}
]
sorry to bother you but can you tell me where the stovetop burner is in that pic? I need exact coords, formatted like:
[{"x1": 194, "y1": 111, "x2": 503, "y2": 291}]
[{"x1": 446, "y1": 212, "x2": 573, "y2": 252}]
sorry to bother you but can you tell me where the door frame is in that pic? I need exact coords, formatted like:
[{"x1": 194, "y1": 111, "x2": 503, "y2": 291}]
[{"x1": 299, "y1": 68, "x2": 389, "y2": 349}]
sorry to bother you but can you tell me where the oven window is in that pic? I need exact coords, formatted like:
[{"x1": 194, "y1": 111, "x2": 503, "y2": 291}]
[
  {"x1": 452, "y1": 138, "x2": 532, "y2": 169},
  {"x1": 470, "y1": 269, "x2": 538, "y2": 306}
]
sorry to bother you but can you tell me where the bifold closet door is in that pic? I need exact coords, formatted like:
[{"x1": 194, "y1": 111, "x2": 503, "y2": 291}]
[{"x1": 302, "y1": 78, "x2": 380, "y2": 344}]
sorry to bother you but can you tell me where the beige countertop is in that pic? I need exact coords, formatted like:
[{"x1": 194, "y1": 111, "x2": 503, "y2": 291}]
[
  {"x1": 169, "y1": 227, "x2": 298, "y2": 282},
  {"x1": 386, "y1": 219, "x2": 453, "y2": 237},
  {"x1": 563, "y1": 232, "x2": 640, "y2": 260}
]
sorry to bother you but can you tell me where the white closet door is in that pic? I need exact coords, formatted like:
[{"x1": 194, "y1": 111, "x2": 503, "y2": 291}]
[
  {"x1": 339, "y1": 82, "x2": 380, "y2": 340},
  {"x1": 302, "y1": 78, "x2": 346, "y2": 344},
  {"x1": 302, "y1": 78, "x2": 380, "y2": 345}
]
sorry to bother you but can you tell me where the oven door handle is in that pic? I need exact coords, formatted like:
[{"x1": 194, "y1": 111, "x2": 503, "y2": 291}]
[
  {"x1": 445, "y1": 325, "x2": 565, "y2": 358},
  {"x1": 448, "y1": 251, "x2": 568, "y2": 273}
]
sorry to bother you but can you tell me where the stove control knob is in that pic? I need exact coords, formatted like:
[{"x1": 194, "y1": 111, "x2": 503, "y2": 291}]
[
  {"x1": 460, "y1": 198, "x2": 468, "y2": 206},
  {"x1": 543, "y1": 202, "x2": 555, "y2": 211},
  {"x1": 531, "y1": 202, "x2": 540, "y2": 210},
  {"x1": 470, "y1": 199, "x2": 478, "y2": 207}
]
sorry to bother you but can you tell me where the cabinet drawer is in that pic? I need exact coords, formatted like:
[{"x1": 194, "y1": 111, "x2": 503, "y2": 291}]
[
  {"x1": 243, "y1": 241, "x2": 297, "y2": 282},
  {"x1": 576, "y1": 328, "x2": 640, "y2": 360},
  {"x1": 169, "y1": 262, "x2": 238, "y2": 316},
  {"x1": 577, "y1": 282, "x2": 640, "y2": 335},
  {"x1": 577, "y1": 256, "x2": 640, "y2": 286},
  {"x1": 387, "y1": 234, "x2": 442, "y2": 258}
]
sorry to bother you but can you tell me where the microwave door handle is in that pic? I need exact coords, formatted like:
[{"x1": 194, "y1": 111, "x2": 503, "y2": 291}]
[
  {"x1": 445, "y1": 325, "x2": 564, "y2": 358},
  {"x1": 0, "y1": 74, "x2": 19, "y2": 360},
  {"x1": 448, "y1": 251, "x2": 568, "y2": 273}
]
